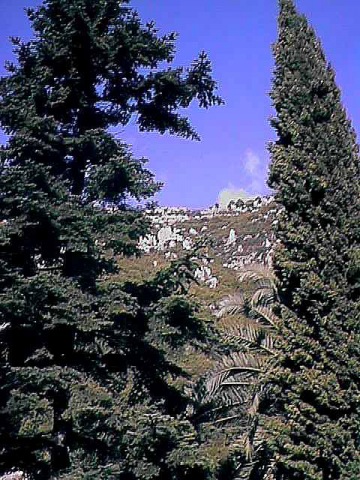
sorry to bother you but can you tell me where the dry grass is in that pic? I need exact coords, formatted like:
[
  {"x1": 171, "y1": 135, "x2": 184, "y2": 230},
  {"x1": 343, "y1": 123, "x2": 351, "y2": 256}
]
[{"x1": 115, "y1": 203, "x2": 275, "y2": 324}]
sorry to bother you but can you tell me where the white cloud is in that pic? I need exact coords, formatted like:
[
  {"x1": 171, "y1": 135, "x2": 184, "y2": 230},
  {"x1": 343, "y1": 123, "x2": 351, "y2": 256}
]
[
  {"x1": 216, "y1": 149, "x2": 269, "y2": 208},
  {"x1": 244, "y1": 149, "x2": 261, "y2": 175},
  {"x1": 243, "y1": 149, "x2": 268, "y2": 196},
  {"x1": 217, "y1": 186, "x2": 254, "y2": 208}
]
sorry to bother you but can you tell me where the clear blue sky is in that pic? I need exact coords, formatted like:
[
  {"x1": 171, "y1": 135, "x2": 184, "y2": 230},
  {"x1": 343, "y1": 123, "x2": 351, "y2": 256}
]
[{"x1": 0, "y1": 0, "x2": 359, "y2": 208}]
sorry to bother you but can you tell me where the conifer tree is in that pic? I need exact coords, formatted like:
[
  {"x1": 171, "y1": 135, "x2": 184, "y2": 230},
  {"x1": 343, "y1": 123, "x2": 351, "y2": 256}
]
[
  {"x1": 0, "y1": 1, "x2": 222, "y2": 478},
  {"x1": 266, "y1": 0, "x2": 360, "y2": 478}
]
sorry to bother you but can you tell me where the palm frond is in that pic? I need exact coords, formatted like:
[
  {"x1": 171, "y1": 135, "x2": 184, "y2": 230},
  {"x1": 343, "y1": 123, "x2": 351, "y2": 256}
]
[
  {"x1": 238, "y1": 264, "x2": 278, "y2": 292},
  {"x1": 219, "y1": 316, "x2": 275, "y2": 353},
  {"x1": 202, "y1": 352, "x2": 267, "y2": 404},
  {"x1": 198, "y1": 263, "x2": 279, "y2": 479},
  {"x1": 221, "y1": 351, "x2": 267, "y2": 371},
  {"x1": 251, "y1": 286, "x2": 276, "y2": 308},
  {"x1": 219, "y1": 316, "x2": 265, "y2": 338},
  {"x1": 216, "y1": 292, "x2": 246, "y2": 318},
  {"x1": 253, "y1": 305, "x2": 279, "y2": 329}
]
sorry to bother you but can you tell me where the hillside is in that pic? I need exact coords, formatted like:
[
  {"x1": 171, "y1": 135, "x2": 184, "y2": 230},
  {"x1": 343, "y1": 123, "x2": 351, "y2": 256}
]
[{"x1": 119, "y1": 196, "x2": 279, "y2": 308}]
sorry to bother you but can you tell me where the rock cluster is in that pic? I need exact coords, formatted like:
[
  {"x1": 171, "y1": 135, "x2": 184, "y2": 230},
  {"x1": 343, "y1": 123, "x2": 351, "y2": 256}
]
[
  {"x1": 138, "y1": 196, "x2": 279, "y2": 290},
  {"x1": 0, "y1": 473, "x2": 26, "y2": 480}
]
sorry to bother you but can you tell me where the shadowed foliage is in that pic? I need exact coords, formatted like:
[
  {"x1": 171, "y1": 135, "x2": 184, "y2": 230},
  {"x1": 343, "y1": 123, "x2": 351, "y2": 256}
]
[
  {"x1": 0, "y1": 0, "x2": 223, "y2": 478},
  {"x1": 263, "y1": 0, "x2": 360, "y2": 478}
]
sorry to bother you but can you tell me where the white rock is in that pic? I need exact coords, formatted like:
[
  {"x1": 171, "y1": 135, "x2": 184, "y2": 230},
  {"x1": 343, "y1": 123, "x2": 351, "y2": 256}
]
[
  {"x1": 138, "y1": 234, "x2": 157, "y2": 253},
  {"x1": 228, "y1": 200, "x2": 237, "y2": 211},
  {"x1": 158, "y1": 226, "x2": 174, "y2": 244},
  {"x1": 207, "y1": 276, "x2": 219, "y2": 289},
  {"x1": 253, "y1": 196, "x2": 262, "y2": 208},
  {"x1": 226, "y1": 228, "x2": 237, "y2": 245},
  {"x1": 182, "y1": 238, "x2": 192, "y2": 251},
  {"x1": 194, "y1": 267, "x2": 206, "y2": 282},
  {"x1": 194, "y1": 265, "x2": 212, "y2": 282},
  {"x1": 204, "y1": 266, "x2": 212, "y2": 277},
  {"x1": 0, "y1": 473, "x2": 26, "y2": 480},
  {"x1": 211, "y1": 204, "x2": 220, "y2": 214}
]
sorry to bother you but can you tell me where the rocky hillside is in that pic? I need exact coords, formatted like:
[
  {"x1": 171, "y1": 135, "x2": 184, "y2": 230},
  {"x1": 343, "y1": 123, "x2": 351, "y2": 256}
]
[{"x1": 118, "y1": 196, "x2": 280, "y2": 311}]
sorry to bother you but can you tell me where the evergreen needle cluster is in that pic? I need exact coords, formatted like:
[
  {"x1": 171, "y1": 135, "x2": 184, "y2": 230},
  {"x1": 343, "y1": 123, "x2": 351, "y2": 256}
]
[
  {"x1": 265, "y1": 0, "x2": 360, "y2": 478},
  {"x1": 0, "y1": 1, "x2": 222, "y2": 478}
]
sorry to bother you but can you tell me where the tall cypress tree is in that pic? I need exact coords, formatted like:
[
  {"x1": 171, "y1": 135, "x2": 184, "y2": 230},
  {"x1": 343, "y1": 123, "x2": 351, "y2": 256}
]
[
  {"x1": 265, "y1": 0, "x2": 360, "y2": 478},
  {"x1": 0, "y1": 1, "x2": 222, "y2": 478}
]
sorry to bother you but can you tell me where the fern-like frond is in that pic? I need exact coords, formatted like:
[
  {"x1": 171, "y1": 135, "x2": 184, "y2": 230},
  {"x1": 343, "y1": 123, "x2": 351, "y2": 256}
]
[
  {"x1": 238, "y1": 264, "x2": 278, "y2": 292},
  {"x1": 221, "y1": 351, "x2": 267, "y2": 371},
  {"x1": 218, "y1": 316, "x2": 275, "y2": 353},
  {"x1": 260, "y1": 332, "x2": 275, "y2": 354},
  {"x1": 202, "y1": 352, "x2": 268, "y2": 404},
  {"x1": 251, "y1": 286, "x2": 276, "y2": 308},
  {"x1": 253, "y1": 305, "x2": 280, "y2": 329},
  {"x1": 216, "y1": 292, "x2": 246, "y2": 318}
]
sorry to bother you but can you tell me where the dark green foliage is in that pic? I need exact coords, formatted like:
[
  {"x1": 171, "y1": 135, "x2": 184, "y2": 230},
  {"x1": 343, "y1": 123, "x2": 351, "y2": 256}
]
[
  {"x1": 1, "y1": 0, "x2": 222, "y2": 198},
  {"x1": 0, "y1": 1, "x2": 222, "y2": 478},
  {"x1": 265, "y1": 0, "x2": 360, "y2": 478}
]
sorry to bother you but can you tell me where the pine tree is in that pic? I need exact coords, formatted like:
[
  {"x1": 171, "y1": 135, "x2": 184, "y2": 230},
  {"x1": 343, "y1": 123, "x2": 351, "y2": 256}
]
[
  {"x1": 0, "y1": 1, "x2": 222, "y2": 478},
  {"x1": 265, "y1": 0, "x2": 360, "y2": 478}
]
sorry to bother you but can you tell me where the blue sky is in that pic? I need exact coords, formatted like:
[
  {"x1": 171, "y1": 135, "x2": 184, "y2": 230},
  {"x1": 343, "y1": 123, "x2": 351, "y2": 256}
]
[{"x1": 0, "y1": 0, "x2": 359, "y2": 208}]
